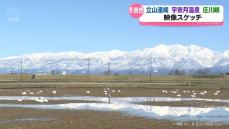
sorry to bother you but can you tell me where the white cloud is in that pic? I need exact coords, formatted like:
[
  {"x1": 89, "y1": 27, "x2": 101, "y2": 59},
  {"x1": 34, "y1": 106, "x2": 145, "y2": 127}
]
[{"x1": 7, "y1": 6, "x2": 22, "y2": 23}]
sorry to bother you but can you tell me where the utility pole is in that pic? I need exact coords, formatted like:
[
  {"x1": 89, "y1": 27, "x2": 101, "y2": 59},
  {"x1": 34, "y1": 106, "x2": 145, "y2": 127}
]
[
  {"x1": 222, "y1": 64, "x2": 225, "y2": 75},
  {"x1": 107, "y1": 61, "x2": 110, "y2": 75},
  {"x1": 20, "y1": 58, "x2": 23, "y2": 82},
  {"x1": 87, "y1": 58, "x2": 90, "y2": 82},
  {"x1": 149, "y1": 58, "x2": 152, "y2": 82}
]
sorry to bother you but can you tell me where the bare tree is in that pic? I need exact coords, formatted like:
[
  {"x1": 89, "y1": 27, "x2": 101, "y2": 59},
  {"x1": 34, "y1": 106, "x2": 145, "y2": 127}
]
[
  {"x1": 195, "y1": 68, "x2": 209, "y2": 75},
  {"x1": 168, "y1": 69, "x2": 186, "y2": 75}
]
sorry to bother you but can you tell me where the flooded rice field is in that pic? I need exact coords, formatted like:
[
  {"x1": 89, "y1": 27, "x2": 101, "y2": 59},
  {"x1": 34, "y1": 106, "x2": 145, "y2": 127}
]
[
  {"x1": 0, "y1": 87, "x2": 229, "y2": 129},
  {"x1": 0, "y1": 89, "x2": 229, "y2": 123}
]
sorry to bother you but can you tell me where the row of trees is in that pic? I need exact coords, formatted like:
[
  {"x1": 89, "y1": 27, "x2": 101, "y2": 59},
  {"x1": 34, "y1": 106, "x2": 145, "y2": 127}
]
[
  {"x1": 168, "y1": 68, "x2": 210, "y2": 75},
  {"x1": 9, "y1": 68, "x2": 223, "y2": 76}
]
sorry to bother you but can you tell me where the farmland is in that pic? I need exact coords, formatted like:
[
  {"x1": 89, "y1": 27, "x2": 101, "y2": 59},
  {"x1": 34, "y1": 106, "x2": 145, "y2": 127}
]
[{"x1": 0, "y1": 74, "x2": 228, "y2": 129}]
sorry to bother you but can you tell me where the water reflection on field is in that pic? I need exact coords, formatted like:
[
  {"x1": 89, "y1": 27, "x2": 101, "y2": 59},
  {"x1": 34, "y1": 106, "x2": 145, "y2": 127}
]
[{"x1": 0, "y1": 96, "x2": 229, "y2": 124}]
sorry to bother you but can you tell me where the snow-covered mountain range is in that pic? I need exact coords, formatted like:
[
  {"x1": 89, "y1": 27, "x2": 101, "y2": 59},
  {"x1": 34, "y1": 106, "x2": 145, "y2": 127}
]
[{"x1": 0, "y1": 44, "x2": 228, "y2": 74}]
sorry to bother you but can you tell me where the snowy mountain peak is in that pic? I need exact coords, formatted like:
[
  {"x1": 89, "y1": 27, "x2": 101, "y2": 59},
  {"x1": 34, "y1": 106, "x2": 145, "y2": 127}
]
[{"x1": 0, "y1": 44, "x2": 228, "y2": 74}]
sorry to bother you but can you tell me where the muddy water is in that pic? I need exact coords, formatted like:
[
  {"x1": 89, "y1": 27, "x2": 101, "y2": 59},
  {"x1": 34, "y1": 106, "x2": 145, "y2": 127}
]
[{"x1": 0, "y1": 96, "x2": 229, "y2": 124}]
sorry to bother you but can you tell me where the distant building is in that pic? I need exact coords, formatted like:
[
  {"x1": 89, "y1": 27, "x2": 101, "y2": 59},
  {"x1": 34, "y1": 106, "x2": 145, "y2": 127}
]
[
  {"x1": 50, "y1": 70, "x2": 67, "y2": 75},
  {"x1": 62, "y1": 71, "x2": 67, "y2": 75}
]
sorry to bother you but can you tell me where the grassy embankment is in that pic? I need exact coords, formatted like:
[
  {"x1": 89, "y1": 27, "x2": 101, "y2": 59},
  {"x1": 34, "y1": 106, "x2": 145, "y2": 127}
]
[{"x1": 0, "y1": 74, "x2": 228, "y2": 89}]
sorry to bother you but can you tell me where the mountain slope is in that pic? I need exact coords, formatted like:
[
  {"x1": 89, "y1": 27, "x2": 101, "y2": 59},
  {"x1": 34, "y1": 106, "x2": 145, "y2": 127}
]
[{"x1": 0, "y1": 44, "x2": 228, "y2": 74}]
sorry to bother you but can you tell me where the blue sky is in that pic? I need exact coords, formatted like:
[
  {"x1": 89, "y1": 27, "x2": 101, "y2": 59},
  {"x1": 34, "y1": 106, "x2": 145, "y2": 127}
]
[{"x1": 0, "y1": 0, "x2": 228, "y2": 57}]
